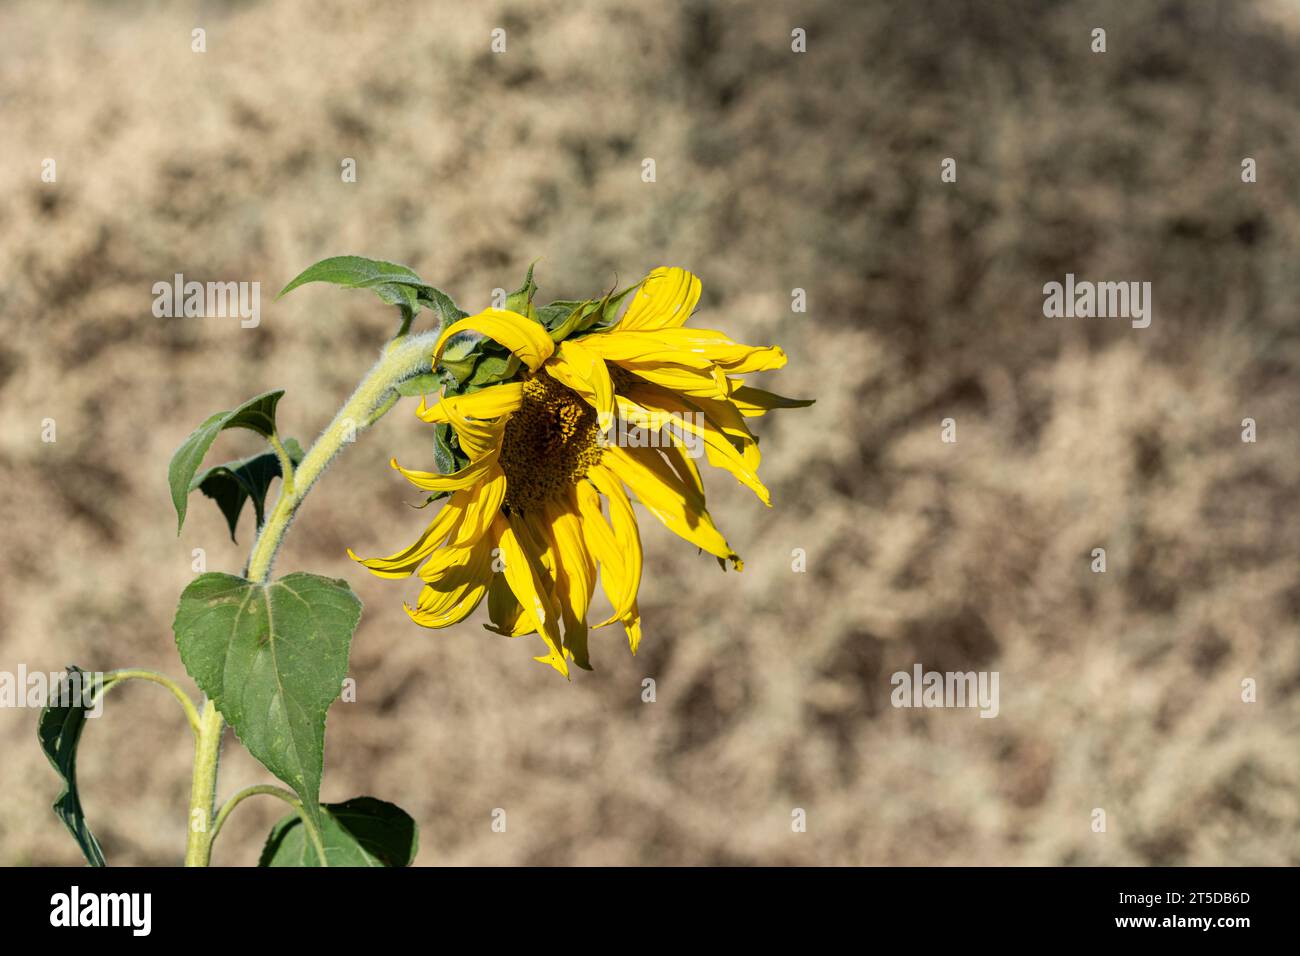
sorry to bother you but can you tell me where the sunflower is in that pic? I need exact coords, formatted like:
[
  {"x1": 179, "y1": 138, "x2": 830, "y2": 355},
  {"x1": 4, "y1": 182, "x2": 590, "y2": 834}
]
[{"x1": 349, "y1": 266, "x2": 810, "y2": 677}]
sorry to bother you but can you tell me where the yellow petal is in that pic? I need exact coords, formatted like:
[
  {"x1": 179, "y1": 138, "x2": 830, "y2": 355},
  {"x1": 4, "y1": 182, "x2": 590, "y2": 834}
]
[
  {"x1": 544, "y1": 495, "x2": 596, "y2": 670},
  {"x1": 417, "y1": 381, "x2": 524, "y2": 424},
  {"x1": 603, "y1": 444, "x2": 740, "y2": 565},
  {"x1": 435, "y1": 308, "x2": 554, "y2": 372},
  {"x1": 619, "y1": 389, "x2": 770, "y2": 506},
  {"x1": 391, "y1": 452, "x2": 498, "y2": 492},
  {"x1": 585, "y1": 465, "x2": 643, "y2": 622},
  {"x1": 484, "y1": 571, "x2": 534, "y2": 637},
  {"x1": 575, "y1": 480, "x2": 628, "y2": 623},
  {"x1": 448, "y1": 468, "x2": 506, "y2": 547},
  {"x1": 639, "y1": 328, "x2": 788, "y2": 373},
  {"x1": 614, "y1": 361, "x2": 730, "y2": 400},
  {"x1": 617, "y1": 267, "x2": 701, "y2": 331},
  {"x1": 437, "y1": 396, "x2": 508, "y2": 462},
  {"x1": 544, "y1": 339, "x2": 615, "y2": 424},
  {"x1": 347, "y1": 494, "x2": 465, "y2": 579},
  {"x1": 495, "y1": 512, "x2": 568, "y2": 678},
  {"x1": 405, "y1": 534, "x2": 495, "y2": 628}
]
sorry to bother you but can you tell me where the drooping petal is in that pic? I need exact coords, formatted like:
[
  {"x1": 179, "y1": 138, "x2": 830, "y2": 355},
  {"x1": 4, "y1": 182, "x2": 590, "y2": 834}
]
[
  {"x1": 635, "y1": 328, "x2": 788, "y2": 374},
  {"x1": 447, "y1": 468, "x2": 506, "y2": 548},
  {"x1": 617, "y1": 389, "x2": 771, "y2": 506},
  {"x1": 417, "y1": 381, "x2": 524, "y2": 424},
  {"x1": 347, "y1": 494, "x2": 466, "y2": 579},
  {"x1": 575, "y1": 480, "x2": 628, "y2": 621},
  {"x1": 484, "y1": 571, "x2": 534, "y2": 637},
  {"x1": 544, "y1": 338, "x2": 615, "y2": 424},
  {"x1": 544, "y1": 494, "x2": 596, "y2": 670},
  {"x1": 616, "y1": 267, "x2": 701, "y2": 331},
  {"x1": 438, "y1": 395, "x2": 509, "y2": 462},
  {"x1": 585, "y1": 465, "x2": 643, "y2": 627},
  {"x1": 495, "y1": 512, "x2": 568, "y2": 677},
  {"x1": 603, "y1": 444, "x2": 740, "y2": 566},
  {"x1": 435, "y1": 308, "x2": 555, "y2": 372},
  {"x1": 391, "y1": 452, "x2": 498, "y2": 492},
  {"x1": 405, "y1": 532, "x2": 496, "y2": 628}
]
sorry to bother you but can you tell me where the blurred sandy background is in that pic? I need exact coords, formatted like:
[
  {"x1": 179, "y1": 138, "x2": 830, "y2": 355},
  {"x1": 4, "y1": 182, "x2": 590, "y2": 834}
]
[{"x1": 2, "y1": 0, "x2": 1299, "y2": 866}]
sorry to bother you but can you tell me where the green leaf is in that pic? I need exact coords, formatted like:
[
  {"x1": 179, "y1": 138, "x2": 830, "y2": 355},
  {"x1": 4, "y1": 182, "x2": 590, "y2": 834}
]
[
  {"x1": 278, "y1": 255, "x2": 423, "y2": 301},
  {"x1": 418, "y1": 286, "x2": 469, "y2": 334},
  {"x1": 168, "y1": 390, "x2": 286, "y2": 533},
  {"x1": 37, "y1": 666, "x2": 106, "y2": 867},
  {"x1": 191, "y1": 438, "x2": 304, "y2": 543},
  {"x1": 258, "y1": 796, "x2": 418, "y2": 867},
  {"x1": 172, "y1": 572, "x2": 362, "y2": 829},
  {"x1": 278, "y1": 256, "x2": 469, "y2": 334}
]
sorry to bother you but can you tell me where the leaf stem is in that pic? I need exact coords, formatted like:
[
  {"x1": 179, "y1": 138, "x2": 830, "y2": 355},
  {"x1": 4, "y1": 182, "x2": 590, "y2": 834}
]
[
  {"x1": 267, "y1": 433, "x2": 296, "y2": 496},
  {"x1": 100, "y1": 669, "x2": 202, "y2": 736},
  {"x1": 210, "y1": 784, "x2": 329, "y2": 866}
]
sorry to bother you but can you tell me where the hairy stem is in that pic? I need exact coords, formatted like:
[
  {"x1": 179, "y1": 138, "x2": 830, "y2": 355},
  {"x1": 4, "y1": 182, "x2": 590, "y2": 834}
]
[
  {"x1": 246, "y1": 330, "x2": 439, "y2": 584},
  {"x1": 183, "y1": 329, "x2": 438, "y2": 866},
  {"x1": 183, "y1": 699, "x2": 224, "y2": 866}
]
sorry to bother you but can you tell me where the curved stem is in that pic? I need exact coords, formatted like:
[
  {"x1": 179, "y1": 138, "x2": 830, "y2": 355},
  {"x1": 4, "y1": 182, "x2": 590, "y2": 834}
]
[
  {"x1": 246, "y1": 330, "x2": 439, "y2": 584},
  {"x1": 183, "y1": 329, "x2": 438, "y2": 866},
  {"x1": 211, "y1": 784, "x2": 329, "y2": 867},
  {"x1": 101, "y1": 668, "x2": 202, "y2": 737},
  {"x1": 267, "y1": 433, "x2": 296, "y2": 496}
]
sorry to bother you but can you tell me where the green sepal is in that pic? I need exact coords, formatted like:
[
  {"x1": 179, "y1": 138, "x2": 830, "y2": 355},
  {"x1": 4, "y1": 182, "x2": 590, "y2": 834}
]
[
  {"x1": 396, "y1": 373, "x2": 442, "y2": 398},
  {"x1": 432, "y1": 422, "x2": 469, "y2": 476},
  {"x1": 504, "y1": 261, "x2": 540, "y2": 322}
]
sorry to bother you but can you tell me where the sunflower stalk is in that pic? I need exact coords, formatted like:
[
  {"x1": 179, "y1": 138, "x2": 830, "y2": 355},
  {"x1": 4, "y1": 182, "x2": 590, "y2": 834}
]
[{"x1": 182, "y1": 329, "x2": 439, "y2": 867}]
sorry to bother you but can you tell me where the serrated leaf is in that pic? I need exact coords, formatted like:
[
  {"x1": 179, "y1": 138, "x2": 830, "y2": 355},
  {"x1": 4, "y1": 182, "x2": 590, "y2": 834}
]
[
  {"x1": 168, "y1": 390, "x2": 286, "y2": 533},
  {"x1": 278, "y1": 256, "x2": 468, "y2": 334},
  {"x1": 37, "y1": 666, "x2": 106, "y2": 867},
  {"x1": 190, "y1": 438, "x2": 305, "y2": 543},
  {"x1": 258, "y1": 796, "x2": 418, "y2": 867},
  {"x1": 278, "y1": 255, "x2": 422, "y2": 301},
  {"x1": 172, "y1": 572, "x2": 362, "y2": 829}
]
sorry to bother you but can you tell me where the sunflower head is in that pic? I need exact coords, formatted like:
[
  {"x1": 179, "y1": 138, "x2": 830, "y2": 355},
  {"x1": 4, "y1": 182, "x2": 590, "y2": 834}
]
[{"x1": 349, "y1": 266, "x2": 812, "y2": 678}]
